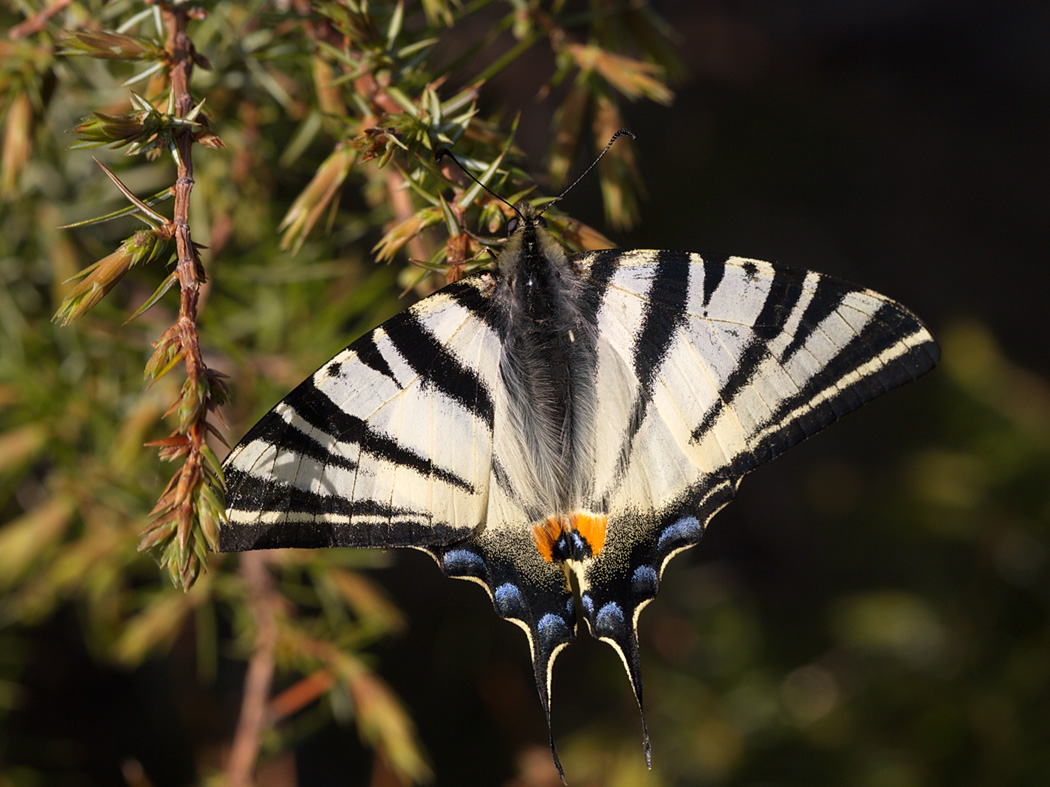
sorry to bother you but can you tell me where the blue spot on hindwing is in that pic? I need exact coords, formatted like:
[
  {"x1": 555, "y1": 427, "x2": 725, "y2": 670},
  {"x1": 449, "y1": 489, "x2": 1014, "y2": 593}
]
[
  {"x1": 657, "y1": 516, "x2": 702, "y2": 551},
  {"x1": 494, "y1": 583, "x2": 525, "y2": 618},
  {"x1": 595, "y1": 602, "x2": 625, "y2": 635},
  {"x1": 537, "y1": 613, "x2": 570, "y2": 644},
  {"x1": 631, "y1": 565, "x2": 659, "y2": 597},
  {"x1": 565, "y1": 597, "x2": 575, "y2": 617},
  {"x1": 443, "y1": 549, "x2": 487, "y2": 578},
  {"x1": 581, "y1": 594, "x2": 593, "y2": 617}
]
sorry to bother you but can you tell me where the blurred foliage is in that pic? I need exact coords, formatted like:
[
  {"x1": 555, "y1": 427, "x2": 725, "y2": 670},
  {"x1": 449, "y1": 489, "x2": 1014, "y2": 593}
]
[{"x1": 2, "y1": 1, "x2": 1048, "y2": 786}]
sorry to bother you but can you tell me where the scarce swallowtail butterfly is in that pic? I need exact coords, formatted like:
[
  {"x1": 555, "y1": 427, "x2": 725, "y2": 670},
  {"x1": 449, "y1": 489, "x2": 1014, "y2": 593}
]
[{"x1": 221, "y1": 137, "x2": 940, "y2": 781}]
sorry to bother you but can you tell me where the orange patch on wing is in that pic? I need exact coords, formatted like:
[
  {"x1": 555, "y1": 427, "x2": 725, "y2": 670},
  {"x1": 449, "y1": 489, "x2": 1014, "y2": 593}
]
[
  {"x1": 572, "y1": 512, "x2": 607, "y2": 556},
  {"x1": 532, "y1": 517, "x2": 564, "y2": 563}
]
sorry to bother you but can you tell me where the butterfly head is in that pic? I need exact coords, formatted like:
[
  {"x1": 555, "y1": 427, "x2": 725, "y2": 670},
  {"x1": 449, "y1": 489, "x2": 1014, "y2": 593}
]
[
  {"x1": 497, "y1": 201, "x2": 568, "y2": 280},
  {"x1": 436, "y1": 130, "x2": 635, "y2": 272},
  {"x1": 505, "y1": 201, "x2": 547, "y2": 236}
]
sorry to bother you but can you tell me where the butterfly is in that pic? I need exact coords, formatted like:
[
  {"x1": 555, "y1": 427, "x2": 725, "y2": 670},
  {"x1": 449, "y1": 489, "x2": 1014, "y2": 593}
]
[{"x1": 221, "y1": 148, "x2": 939, "y2": 780}]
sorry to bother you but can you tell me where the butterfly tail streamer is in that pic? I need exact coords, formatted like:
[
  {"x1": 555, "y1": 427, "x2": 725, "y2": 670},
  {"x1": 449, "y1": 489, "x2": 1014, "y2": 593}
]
[
  {"x1": 519, "y1": 595, "x2": 574, "y2": 784},
  {"x1": 437, "y1": 536, "x2": 575, "y2": 781},
  {"x1": 538, "y1": 652, "x2": 568, "y2": 785},
  {"x1": 591, "y1": 612, "x2": 652, "y2": 768}
]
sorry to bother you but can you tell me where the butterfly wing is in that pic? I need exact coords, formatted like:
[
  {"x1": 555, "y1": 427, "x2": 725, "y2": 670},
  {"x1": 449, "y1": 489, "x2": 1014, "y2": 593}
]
[
  {"x1": 223, "y1": 275, "x2": 503, "y2": 550},
  {"x1": 222, "y1": 272, "x2": 576, "y2": 770},
  {"x1": 571, "y1": 250, "x2": 939, "y2": 745}
]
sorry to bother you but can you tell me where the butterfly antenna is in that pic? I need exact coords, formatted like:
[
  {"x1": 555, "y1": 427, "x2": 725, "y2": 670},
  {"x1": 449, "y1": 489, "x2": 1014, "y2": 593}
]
[
  {"x1": 435, "y1": 147, "x2": 522, "y2": 219},
  {"x1": 538, "y1": 128, "x2": 636, "y2": 218}
]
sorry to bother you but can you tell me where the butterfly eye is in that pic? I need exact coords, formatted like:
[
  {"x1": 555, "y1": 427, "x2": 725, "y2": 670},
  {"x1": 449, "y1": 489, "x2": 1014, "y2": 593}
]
[
  {"x1": 536, "y1": 216, "x2": 547, "y2": 228},
  {"x1": 506, "y1": 217, "x2": 520, "y2": 235}
]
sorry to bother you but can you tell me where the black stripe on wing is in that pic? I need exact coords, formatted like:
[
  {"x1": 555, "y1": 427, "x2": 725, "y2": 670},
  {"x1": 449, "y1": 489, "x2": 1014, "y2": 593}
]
[
  {"x1": 778, "y1": 273, "x2": 846, "y2": 363},
  {"x1": 352, "y1": 332, "x2": 400, "y2": 387},
  {"x1": 385, "y1": 311, "x2": 496, "y2": 428},
  {"x1": 242, "y1": 398, "x2": 359, "y2": 476},
  {"x1": 574, "y1": 248, "x2": 622, "y2": 324},
  {"x1": 221, "y1": 469, "x2": 469, "y2": 551},
  {"x1": 633, "y1": 251, "x2": 692, "y2": 396},
  {"x1": 290, "y1": 376, "x2": 477, "y2": 493},
  {"x1": 690, "y1": 262, "x2": 805, "y2": 444},
  {"x1": 722, "y1": 299, "x2": 940, "y2": 475},
  {"x1": 701, "y1": 257, "x2": 725, "y2": 308},
  {"x1": 445, "y1": 270, "x2": 508, "y2": 339}
]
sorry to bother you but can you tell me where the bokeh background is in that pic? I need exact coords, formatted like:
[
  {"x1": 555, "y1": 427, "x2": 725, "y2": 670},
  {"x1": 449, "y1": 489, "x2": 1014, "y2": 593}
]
[{"x1": 1, "y1": 1, "x2": 1048, "y2": 785}]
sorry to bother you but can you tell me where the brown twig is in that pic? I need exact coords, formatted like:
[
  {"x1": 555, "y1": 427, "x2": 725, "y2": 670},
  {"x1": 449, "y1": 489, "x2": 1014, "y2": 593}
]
[
  {"x1": 164, "y1": 4, "x2": 203, "y2": 375},
  {"x1": 147, "y1": 0, "x2": 222, "y2": 589},
  {"x1": 158, "y1": 6, "x2": 276, "y2": 777},
  {"x1": 9, "y1": 0, "x2": 74, "y2": 40},
  {"x1": 268, "y1": 669, "x2": 336, "y2": 722},
  {"x1": 226, "y1": 552, "x2": 280, "y2": 786}
]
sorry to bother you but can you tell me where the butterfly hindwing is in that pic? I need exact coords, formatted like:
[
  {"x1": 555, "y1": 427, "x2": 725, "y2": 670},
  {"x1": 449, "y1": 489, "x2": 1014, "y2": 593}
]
[
  {"x1": 437, "y1": 527, "x2": 575, "y2": 776},
  {"x1": 569, "y1": 250, "x2": 939, "y2": 729}
]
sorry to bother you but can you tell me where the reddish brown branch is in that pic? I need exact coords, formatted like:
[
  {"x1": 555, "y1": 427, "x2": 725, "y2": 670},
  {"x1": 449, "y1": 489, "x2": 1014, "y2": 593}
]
[
  {"x1": 157, "y1": 6, "x2": 276, "y2": 777},
  {"x1": 9, "y1": 0, "x2": 74, "y2": 40},
  {"x1": 226, "y1": 553, "x2": 280, "y2": 786},
  {"x1": 268, "y1": 669, "x2": 336, "y2": 722},
  {"x1": 155, "y1": 0, "x2": 217, "y2": 588},
  {"x1": 164, "y1": 3, "x2": 203, "y2": 363}
]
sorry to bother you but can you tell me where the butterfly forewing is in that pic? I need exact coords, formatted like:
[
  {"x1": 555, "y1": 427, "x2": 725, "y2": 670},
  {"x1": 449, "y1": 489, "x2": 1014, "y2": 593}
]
[
  {"x1": 222, "y1": 275, "x2": 503, "y2": 551},
  {"x1": 581, "y1": 251, "x2": 938, "y2": 514}
]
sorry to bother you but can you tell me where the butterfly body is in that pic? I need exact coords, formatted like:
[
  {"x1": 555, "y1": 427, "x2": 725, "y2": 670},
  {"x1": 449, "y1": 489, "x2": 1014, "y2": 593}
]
[
  {"x1": 491, "y1": 204, "x2": 596, "y2": 520},
  {"x1": 222, "y1": 201, "x2": 939, "y2": 780}
]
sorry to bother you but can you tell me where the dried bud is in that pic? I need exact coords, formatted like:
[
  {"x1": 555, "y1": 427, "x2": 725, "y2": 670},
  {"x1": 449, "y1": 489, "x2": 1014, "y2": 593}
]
[
  {"x1": 138, "y1": 517, "x2": 177, "y2": 553},
  {"x1": 176, "y1": 376, "x2": 208, "y2": 435},
  {"x1": 279, "y1": 146, "x2": 357, "y2": 251},
  {"x1": 353, "y1": 127, "x2": 403, "y2": 163},
  {"x1": 444, "y1": 233, "x2": 477, "y2": 283},
  {"x1": 373, "y1": 206, "x2": 441, "y2": 263},
  {"x1": 53, "y1": 229, "x2": 172, "y2": 325},
  {"x1": 197, "y1": 483, "x2": 224, "y2": 552},
  {"x1": 145, "y1": 328, "x2": 181, "y2": 383}
]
